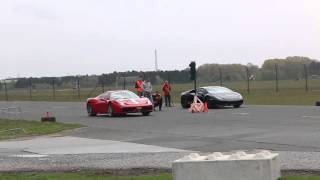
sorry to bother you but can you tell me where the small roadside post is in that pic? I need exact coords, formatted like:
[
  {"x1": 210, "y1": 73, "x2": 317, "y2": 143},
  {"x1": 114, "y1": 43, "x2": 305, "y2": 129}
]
[
  {"x1": 52, "y1": 77, "x2": 55, "y2": 100},
  {"x1": 275, "y1": 64, "x2": 279, "y2": 93},
  {"x1": 4, "y1": 80, "x2": 8, "y2": 101},
  {"x1": 246, "y1": 66, "x2": 250, "y2": 94},
  {"x1": 304, "y1": 64, "x2": 308, "y2": 92},
  {"x1": 219, "y1": 67, "x2": 222, "y2": 86},
  {"x1": 29, "y1": 78, "x2": 32, "y2": 100}
]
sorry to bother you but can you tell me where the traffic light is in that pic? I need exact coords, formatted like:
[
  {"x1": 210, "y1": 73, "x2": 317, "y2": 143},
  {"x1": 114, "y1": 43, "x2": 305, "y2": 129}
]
[{"x1": 189, "y1": 61, "x2": 196, "y2": 80}]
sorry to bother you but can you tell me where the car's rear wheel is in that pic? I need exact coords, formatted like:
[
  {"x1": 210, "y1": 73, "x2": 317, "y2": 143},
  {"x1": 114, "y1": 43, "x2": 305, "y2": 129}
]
[
  {"x1": 108, "y1": 103, "x2": 115, "y2": 117},
  {"x1": 87, "y1": 104, "x2": 96, "y2": 116},
  {"x1": 142, "y1": 112, "x2": 150, "y2": 116},
  {"x1": 204, "y1": 96, "x2": 213, "y2": 109}
]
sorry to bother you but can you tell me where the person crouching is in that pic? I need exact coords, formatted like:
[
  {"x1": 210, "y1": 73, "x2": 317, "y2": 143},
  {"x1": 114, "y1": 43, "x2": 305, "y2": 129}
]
[{"x1": 152, "y1": 91, "x2": 162, "y2": 111}]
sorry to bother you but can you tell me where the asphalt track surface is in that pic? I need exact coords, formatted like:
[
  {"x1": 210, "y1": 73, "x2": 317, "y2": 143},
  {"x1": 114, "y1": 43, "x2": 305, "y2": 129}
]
[{"x1": 1, "y1": 101, "x2": 320, "y2": 153}]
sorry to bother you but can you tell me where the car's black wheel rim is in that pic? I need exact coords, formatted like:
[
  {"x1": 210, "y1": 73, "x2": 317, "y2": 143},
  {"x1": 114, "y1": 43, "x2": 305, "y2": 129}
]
[
  {"x1": 108, "y1": 104, "x2": 114, "y2": 116},
  {"x1": 87, "y1": 105, "x2": 92, "y2": 114}
]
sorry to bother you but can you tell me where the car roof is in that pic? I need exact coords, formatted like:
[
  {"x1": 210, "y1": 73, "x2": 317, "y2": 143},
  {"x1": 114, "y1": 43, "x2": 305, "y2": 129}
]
[
  {"x1": 98, "y1": 90, "x2": 133, "y2": 97},
  {"x1": 201, "y1": 86, "x2": 224, "y2": 89},
  {"x1": 104, "y1": 90, "x2": 132, "y2": 93}
]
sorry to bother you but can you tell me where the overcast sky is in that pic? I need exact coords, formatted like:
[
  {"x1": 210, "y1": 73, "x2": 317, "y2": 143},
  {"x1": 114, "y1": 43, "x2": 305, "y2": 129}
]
[{"x1": 0, "y1": 0, "x2": 320, "y2": 78}]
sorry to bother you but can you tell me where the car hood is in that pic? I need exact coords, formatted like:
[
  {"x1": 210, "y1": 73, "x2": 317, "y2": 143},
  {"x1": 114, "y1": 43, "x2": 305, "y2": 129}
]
[
  {"x1": 209, "y1": 92, "x2": 243, "y2": 101},
  {"x1": 115, "y1": 98, "x2": 151, "y2": 105}
]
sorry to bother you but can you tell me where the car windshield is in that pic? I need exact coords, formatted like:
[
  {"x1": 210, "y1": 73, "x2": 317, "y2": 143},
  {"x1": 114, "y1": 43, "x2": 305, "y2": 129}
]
[
  {"x1": 110, "y1": 91, "x2": 139, "y2": 100},
  {"x1": 204, "y1": 87, "x2": 233, "y2": 93}
]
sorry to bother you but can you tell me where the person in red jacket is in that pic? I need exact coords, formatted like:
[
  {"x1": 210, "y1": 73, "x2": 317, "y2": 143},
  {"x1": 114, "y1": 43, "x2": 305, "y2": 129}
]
[
  {"x1": 162, "y1": 80, "x2": 172, "y2": 107},
  {"x1": 135, "y1": 76, "x2": 143, "y2": 97}
]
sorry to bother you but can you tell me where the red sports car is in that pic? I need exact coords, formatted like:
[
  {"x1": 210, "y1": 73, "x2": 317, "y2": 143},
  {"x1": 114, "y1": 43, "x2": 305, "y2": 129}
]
[{"x1": 86, "y1": 90, "x2": 153, "y2": 116}]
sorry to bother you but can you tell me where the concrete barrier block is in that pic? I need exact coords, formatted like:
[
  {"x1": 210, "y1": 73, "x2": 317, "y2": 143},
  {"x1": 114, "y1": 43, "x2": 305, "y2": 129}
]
[{"x1": 173, "y1": 150, "x2": 280, "y2": 180}]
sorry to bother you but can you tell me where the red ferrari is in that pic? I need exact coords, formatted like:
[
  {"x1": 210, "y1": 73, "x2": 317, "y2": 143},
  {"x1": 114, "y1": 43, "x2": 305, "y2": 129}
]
[{"x1": 86, "y1": 90, "x2": 153, "y2": 116}]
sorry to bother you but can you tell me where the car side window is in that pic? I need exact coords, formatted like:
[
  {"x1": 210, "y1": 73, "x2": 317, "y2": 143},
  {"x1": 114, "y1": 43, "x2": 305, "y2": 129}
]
[
  {"x1": 197, "y1": 88, "x2": 205, "y2": 94},
  {"x1": 105, "y1": 93, "x2": 110, "y2": 100},
  {"x1": 98, "y1": 92, "x2": 109, "y2": 100}
]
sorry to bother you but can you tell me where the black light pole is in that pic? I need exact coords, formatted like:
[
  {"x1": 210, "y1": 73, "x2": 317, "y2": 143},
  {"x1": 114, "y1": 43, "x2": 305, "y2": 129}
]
[{"x1": 189, "y1": 61, "x2": 197, "y2": 93}]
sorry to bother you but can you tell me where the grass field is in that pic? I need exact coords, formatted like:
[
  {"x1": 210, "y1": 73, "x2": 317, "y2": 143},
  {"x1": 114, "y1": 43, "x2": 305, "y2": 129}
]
[
  {"x1": 280, "y1": 177, "x2": 320, "y2": 180},
  {"x1": 1, "y1": 79, "x2": 320, "y2": 105},
  {"x1": 0, "y1": 119, "x2": 83, "y2": 140},
  {"x1": 0, "y1": 172, "x2": 319, "y2": 180}
]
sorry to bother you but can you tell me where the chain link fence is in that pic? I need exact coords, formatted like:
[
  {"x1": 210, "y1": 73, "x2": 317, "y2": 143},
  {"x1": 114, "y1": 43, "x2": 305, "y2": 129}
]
[{"x1": 1, "y1": 64, "x2": 320, "y2": 102}]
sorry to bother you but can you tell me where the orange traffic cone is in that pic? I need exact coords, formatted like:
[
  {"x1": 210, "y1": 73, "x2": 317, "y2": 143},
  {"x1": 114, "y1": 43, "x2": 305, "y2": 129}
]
[{"x1": 203, "y1": 102, "x2": 208, "y2": 113}]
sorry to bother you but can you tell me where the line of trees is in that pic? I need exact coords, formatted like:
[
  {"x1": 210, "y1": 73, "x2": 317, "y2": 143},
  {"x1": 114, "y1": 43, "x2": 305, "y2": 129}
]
[{"x1": 10, "y1": 56, "x2": 320, "y2": 89}]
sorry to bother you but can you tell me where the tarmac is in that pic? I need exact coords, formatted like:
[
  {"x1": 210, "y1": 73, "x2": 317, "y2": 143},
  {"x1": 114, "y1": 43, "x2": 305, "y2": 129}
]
[{"x1": 1, "y1": 101, "x2": 320, "y2": 172}]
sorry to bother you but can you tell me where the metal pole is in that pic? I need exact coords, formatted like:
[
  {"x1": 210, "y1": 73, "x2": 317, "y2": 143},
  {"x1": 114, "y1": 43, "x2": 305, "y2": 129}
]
[
  {"x1": 219, "y1": 68, "x2": 222, "y2": 86},
  {"x1": 4, "y1": 80, "x2": 8, "y2": 101},
  {"x1": 29, "y1": 78, "x2": 32, "y2": 100},
  {"x1": 123, "y1": 77, "x2": 126, "y2": 90},
  {"x1": 275, "y1": 64, "x2": 279, "y2": 93},
  {"x1": 77, "y1": 76, "x2": 80, "y2": 99},
  {"x1": 154, "y1": 49, "x2": 158, "y2": 71},
  {"x1": 246, "y1": 66, "x2": 250, "y2": 94},
  {"x1": 194, "y1": 77, "x2": 197, "y2": 94},
  {"x1": 52, "y1": 77, "x2": 55, "y2": 100},
  {"x1": 101, "y1": 75, "x2": 105, "y2": 93},
  {"x1": 304, "y1": 64, "x2": 308, "y2": 91}
]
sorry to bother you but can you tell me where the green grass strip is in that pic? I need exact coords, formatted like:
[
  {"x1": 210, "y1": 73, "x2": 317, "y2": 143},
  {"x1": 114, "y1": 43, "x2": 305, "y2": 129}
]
[
  {"x1": 0, "y1": 172, "x2": 172, "y2": 180},
  {"x1": 0, "y1": 119, "x2": 83, "y2": 140}
]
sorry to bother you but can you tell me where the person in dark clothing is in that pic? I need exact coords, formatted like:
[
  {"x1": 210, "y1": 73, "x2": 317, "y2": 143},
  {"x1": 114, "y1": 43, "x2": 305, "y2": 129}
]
[
  {"x1": 162, "y1": 80, "x2": 172, "y2": 107},
  {"x1": 152, "y1": 91, "x2": 162, "y2": 111}
]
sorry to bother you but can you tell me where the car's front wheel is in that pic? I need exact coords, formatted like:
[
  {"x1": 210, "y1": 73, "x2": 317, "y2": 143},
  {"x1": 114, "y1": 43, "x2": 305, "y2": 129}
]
[
  {"x1": 142, "y1": 112, "x2": 150, "y2": 116},
  {"x1": 87, "y1": 104, "x2": 96, "y2": 116},
  {"x1": 233, "y1": 104, "x2": 241, "y2": 108},
  {"x1": 108, "y1": 103, "x2": 115, "y2": 117},
  {"x1": 181, "y1": 96, "x2": 190, "y2": 109}
]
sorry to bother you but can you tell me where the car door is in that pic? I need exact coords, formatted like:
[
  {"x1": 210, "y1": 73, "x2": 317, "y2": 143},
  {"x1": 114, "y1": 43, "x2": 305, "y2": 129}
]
[
  {"x1": 196, "y1": 88, "x2": 207, "y2": 102},
  {"x1": 95, "y1": 92, "x2": 109, "y2": 114}
]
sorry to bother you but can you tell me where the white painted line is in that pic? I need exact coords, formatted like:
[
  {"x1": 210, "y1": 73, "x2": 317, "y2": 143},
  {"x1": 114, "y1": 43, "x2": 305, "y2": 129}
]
[
  {"x1": 10, "y1": 154, "x2": 48, "y2": 158},
  {"x1": 302, "y1": 116, "x2": 320, "y2": 119},
  {"x1": 232, "y1": 113, "x2": 249, "y2": 115}
]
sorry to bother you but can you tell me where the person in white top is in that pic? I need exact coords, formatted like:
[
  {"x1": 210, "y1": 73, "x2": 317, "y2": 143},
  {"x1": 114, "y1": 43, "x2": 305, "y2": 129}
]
[{"x1": 142, "y1": 79, "x2": 153, "y2": 104}]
